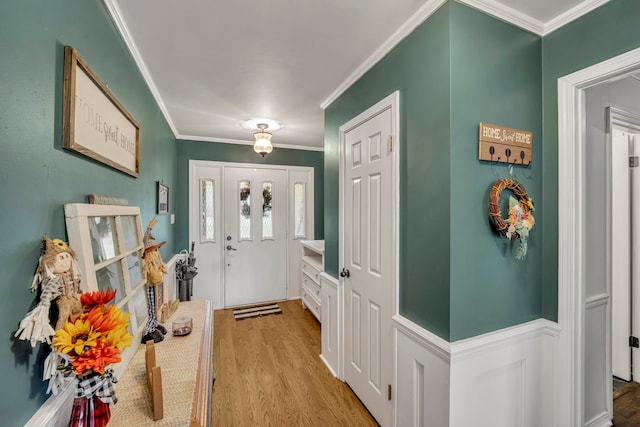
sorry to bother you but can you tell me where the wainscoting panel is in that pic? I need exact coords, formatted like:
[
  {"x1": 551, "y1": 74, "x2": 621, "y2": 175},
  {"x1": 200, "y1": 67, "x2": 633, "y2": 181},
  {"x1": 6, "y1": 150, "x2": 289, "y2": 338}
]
[
  {"x1": 393, "y1": 315, "x2": 451, "y2": 427},
  {"x1": 393, "y1": 315, "x2": 560, "y2": 427},
  {"x1": 320, "y1": 273, "x2": 341, "y2": 378},
  {"x1": 449, "y1": 319, "x2": 560, "y2": 427}
]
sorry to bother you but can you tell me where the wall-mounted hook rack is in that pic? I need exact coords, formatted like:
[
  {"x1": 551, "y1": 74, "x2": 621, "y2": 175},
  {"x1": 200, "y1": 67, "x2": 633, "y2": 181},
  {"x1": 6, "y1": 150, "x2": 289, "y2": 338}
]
[{"x1": 478, "y1": 123, "x2": 532, "y2": 167}]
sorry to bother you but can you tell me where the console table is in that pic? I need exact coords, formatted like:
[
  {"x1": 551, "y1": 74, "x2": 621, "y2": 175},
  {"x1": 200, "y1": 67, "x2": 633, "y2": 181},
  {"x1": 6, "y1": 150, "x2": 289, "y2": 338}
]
[{"x1": 109, "y1": 300, "x2": 213, "y2": 427}]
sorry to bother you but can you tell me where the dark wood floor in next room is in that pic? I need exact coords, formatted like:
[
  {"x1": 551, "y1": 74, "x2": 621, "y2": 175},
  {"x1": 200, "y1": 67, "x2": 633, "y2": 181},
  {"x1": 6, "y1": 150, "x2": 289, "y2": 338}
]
[{"x1": 212, "y1": 299, "x2": 378, "y2": 426}]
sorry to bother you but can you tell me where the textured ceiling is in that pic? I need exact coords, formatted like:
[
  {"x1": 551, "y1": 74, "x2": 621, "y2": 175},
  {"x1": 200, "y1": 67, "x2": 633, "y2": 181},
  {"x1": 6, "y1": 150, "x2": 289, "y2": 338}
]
[{"x1": 105, "y1": 0, "x2": 610, "y2": 151}]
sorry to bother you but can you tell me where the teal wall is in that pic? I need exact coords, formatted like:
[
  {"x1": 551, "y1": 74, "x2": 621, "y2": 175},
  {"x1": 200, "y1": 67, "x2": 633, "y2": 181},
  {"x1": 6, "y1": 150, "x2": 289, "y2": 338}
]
[
  {"x1": 0, "y1": 1, "x2": 177, "y2": 425},
  {"x1": 175, "y1": 140, "x2": 324, "y2": 250},
  {"x1": 325, "y1": 3, "x2": 452, "y2": 339},
  {"x1": 541, "y1": 0, "x2": 640, "y2": 321},
  {"x1": 449, "y1": 3, "x2": 542, "y2": 340},
  {"x1": 325, "y1": 2, "x2": 543, "y2": 341}
]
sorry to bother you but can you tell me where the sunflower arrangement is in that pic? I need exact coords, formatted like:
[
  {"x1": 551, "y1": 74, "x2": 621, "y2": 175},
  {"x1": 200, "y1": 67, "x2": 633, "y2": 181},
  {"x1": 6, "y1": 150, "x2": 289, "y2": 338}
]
[{"x1": 53, "y1": 288, "x2": 133, "y2": 377}]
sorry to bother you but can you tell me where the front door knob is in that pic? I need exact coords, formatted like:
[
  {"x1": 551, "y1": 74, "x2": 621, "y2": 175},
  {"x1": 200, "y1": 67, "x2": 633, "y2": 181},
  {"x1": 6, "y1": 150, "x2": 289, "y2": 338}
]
[
  {"x1": 340, "y1": 268, "x2": 350, "y2": 278},
  {"x1": 226, "y1": 245, "x2": 237, "y2": 251}
]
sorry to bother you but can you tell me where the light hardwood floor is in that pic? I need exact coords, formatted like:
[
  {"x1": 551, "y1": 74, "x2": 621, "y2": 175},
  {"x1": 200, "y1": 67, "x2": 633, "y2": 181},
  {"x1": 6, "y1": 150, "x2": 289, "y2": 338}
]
[{"x1": 213, "y1": 299, "x2": 378, "y2": 426}]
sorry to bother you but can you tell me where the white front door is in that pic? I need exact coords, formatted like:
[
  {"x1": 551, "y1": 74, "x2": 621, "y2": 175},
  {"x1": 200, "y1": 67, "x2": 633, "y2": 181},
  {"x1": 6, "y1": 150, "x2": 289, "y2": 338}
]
[
  {"x1": 342, "y1": 94, "x2": 397, "y2": 426},
  {"x1": 224, "y1": 167, "x2": 287, "y2": 307}
]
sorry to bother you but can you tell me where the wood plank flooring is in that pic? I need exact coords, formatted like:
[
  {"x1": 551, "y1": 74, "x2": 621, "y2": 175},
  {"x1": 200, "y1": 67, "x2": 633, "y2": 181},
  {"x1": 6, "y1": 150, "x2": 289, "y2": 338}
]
[
  {"x1": 213, "y1": 299, "x2": 378, "y2": 426},
  {"x1": 614, "y1": 381, "x2": 640, "y2": 426}
]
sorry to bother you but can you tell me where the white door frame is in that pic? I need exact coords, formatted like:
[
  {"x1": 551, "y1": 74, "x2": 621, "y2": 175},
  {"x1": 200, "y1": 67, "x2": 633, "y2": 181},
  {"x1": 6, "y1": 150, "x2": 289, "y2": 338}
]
[
  {"x1": 188, "y1": 160, "x2": 314, "y2": 307},
  {"x1": 558, "y1": 47, "x2": 640, "y2": 427},
  {"x1": 338, "y1": 90, "x2": 400, "y2": 424}
]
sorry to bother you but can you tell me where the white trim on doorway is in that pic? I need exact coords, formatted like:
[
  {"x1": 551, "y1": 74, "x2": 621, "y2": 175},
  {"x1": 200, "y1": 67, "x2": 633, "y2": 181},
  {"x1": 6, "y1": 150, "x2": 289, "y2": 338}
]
[{"x1": 557, "y1": 46, "x2": 640, "y2": 427}]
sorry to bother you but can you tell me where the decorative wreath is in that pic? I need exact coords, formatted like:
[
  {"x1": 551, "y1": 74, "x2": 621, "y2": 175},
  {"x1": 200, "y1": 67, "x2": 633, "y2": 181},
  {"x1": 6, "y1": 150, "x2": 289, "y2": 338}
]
[
  {"x1": 489, "y1": 178, "x2": 535, "y2": 240},
  {"x1": 489, "y1": 178, "x2": 535, "y2": 260}
]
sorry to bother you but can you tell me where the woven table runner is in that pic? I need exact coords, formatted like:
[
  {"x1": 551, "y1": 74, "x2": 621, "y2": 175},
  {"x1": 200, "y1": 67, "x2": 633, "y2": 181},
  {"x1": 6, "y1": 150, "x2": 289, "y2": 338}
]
[{"x1": 109, "y1": 300, "x2": 207, "y2": 426}]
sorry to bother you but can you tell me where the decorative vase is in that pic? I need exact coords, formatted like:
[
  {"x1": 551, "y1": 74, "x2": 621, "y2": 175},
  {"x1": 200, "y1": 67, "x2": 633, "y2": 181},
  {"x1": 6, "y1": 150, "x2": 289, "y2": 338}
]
[{"x1": 68, "y1": 395, "x2": 111, "y2": 427}]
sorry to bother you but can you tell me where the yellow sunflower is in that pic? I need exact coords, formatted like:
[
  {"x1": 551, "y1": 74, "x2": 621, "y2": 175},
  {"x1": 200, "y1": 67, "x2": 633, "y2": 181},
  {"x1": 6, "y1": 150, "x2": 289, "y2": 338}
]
[
  {"x1": 103, "y1": 326, "x2": 134, "y2": 351},
  {"x1": 53, "y1": 318, "x2": 100, "y2": 355}
]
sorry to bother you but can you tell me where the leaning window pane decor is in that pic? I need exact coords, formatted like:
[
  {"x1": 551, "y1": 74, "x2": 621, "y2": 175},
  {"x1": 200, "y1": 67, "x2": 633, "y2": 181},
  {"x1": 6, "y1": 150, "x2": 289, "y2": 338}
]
[{"x1": 65, "y1": 203, "x2": 147, "y2": 376}]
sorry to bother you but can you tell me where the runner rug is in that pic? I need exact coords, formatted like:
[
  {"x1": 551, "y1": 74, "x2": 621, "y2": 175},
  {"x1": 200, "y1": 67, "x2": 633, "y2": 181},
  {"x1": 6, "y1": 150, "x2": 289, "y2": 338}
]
[{"x1": 233, "y1": 303, "x2": 282, "y2": 320}]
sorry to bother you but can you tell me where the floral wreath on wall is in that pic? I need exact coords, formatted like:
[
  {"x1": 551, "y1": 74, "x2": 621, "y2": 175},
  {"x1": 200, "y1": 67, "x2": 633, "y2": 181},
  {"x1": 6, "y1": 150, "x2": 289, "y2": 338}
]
[{"x1": 489, "y1": 178, "x2": 535, "y2": 260}]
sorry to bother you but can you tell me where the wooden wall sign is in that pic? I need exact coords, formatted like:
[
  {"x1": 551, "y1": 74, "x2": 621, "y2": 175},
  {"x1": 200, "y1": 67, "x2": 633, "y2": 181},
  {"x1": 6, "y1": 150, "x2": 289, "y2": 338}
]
[
  {"x1": 62, "y1": 46, "x2": 141, "y2": 177},
  {"x1": 478, "y1": 123, "x2": 532, "y2": 166}
]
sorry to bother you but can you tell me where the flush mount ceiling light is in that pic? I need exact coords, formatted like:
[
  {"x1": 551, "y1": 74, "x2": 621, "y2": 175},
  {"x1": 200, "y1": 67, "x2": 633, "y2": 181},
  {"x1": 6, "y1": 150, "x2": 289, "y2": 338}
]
[{"x1": 253, "y1": 123, "x2": 273, "y2": 157}]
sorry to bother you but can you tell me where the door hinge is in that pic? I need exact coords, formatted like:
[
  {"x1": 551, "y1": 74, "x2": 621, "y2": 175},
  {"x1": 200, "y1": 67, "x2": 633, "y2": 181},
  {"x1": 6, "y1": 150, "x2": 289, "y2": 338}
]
[
  {"x1": 630, "y1": 156, "x2": 639, "y2": 167},
  {"x1": 387, "y1": 384, "x2": 392, "y2": 401},
  {"x1": 630, "y1": 336, "x2": 639, "y2": 348},
  {"x1": 387, "y1": 135, "x2": 393, "y2": 153}
]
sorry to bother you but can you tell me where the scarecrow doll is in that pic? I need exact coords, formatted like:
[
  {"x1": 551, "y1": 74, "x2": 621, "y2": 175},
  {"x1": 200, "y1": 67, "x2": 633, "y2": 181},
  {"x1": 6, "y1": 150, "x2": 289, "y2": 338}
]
[
  {"x1": 16, "y1": 236, "x2": 83, "y2": 347},
  {"x1": 141, "y1": 219, "x2": 168, "y2": 343}
]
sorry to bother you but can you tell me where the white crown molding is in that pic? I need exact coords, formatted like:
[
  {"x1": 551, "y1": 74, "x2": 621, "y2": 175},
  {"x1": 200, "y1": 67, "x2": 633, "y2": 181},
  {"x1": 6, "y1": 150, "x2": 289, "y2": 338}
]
[
  {"x1": 320, "y1": 0, "x2": 447, "y2": 110},
  {"x1": 456, "y1": 0, "x2": 546, "y2": 35},
  {"x1": 102, "y1": 0, "x2": 179, "y2": 137},
  {"x1": 543, "y1": 0, "x2": 610, "y2": 35},
  {"x1": 176, "y1": 134, "x2": 325, "y2": 152}
]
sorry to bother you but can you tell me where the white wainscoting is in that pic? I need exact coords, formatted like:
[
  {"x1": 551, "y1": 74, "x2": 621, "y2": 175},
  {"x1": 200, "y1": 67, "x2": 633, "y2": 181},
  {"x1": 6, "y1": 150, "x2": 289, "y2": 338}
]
[
  {"x1": 25, "y1": 253, "x2": 183, "y2": 427},
  {"x1": 320, "y1": 272, "x2": 342, "y2": 378},
  {"x1": 393, "y1": 315, "x2": 560, "y2": 427},
  {"x1": 393, "y1": 315, "x2": 451, "y2": 427}
]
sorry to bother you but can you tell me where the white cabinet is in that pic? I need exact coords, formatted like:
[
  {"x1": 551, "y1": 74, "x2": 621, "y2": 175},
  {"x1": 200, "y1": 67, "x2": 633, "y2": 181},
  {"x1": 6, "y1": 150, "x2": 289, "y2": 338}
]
[{"x1": 300, "y1": 240, "x2": 323, "y2": 322}]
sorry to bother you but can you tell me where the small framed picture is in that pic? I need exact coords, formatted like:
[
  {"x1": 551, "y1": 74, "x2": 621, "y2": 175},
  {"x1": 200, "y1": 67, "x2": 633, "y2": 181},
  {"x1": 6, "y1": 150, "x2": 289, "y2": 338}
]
[{"x1": 157, "y1": 182, "x2": 169, "y2": 214}]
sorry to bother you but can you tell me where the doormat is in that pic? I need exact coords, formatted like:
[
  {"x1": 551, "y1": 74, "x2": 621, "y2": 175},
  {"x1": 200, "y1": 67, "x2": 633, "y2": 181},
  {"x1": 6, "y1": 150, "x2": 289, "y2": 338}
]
[{"x1": 233, "y1": 303, "x2": 282, "y2": 320}]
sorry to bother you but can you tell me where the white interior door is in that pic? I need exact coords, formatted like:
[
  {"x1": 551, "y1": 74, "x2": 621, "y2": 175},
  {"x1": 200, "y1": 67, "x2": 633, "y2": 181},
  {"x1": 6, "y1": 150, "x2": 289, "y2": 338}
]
[
  {"x1": 631, "y1": 134, "x2": 640, "y2": 380},
  {"x1": 611, "y1": 129, "x2": 638, "y2": 381},
  {"x1": 224, "y1": 167, "x2": 287, "y2": 307},
  {"x1": 342, "y1": 102, "x2": 396, "y2": 426}
]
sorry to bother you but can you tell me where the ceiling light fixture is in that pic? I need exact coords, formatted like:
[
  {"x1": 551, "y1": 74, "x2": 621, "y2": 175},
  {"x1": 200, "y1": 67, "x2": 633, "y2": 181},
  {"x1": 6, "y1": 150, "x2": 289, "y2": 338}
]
[{"x1": 253, "y1": 123, "x2": 273, "y2": 157}]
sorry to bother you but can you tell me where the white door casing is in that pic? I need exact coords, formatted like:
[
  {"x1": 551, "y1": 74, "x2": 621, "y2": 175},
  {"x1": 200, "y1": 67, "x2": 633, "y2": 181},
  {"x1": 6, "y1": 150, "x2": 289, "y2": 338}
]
[
  {"x1": 224, "y1": 167, "x2": 287, "y2": 307},
  {"x1": 340, "y1": 91, "x2": 399, "y2": 426},
  {"x1": 557, "y1": 46, "x2": 640, "y2": 427}
]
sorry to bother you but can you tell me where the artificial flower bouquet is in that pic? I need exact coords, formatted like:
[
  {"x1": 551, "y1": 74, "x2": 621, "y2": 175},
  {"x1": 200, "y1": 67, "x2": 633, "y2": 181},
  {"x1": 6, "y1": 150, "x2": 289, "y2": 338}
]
[{"x1": 51, "y1": 289, "x2": 133, "y2": 427}]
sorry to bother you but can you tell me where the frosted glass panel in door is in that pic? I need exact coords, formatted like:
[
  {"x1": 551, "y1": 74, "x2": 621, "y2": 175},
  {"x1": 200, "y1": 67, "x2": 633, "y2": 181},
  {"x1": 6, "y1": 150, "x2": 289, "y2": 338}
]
[
  {"x1": 239, "y1": 181, "x2": 251, "y2": 241},
  {"x1": 294, "y1": 182, "x2": 306, "y2": 238},
  {"x1": 201, "y1": 178, "x2": 215, "y2": 242},
  {"x1": 262, "y1": 182, "x2": 273, "y2": 240}
]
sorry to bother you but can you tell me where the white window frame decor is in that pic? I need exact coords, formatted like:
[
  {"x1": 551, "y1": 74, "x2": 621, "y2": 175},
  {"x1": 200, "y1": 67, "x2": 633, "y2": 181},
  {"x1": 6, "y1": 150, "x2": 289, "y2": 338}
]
[{"x1": 64, "y1": 203, "x2": 147, "y2": 373}]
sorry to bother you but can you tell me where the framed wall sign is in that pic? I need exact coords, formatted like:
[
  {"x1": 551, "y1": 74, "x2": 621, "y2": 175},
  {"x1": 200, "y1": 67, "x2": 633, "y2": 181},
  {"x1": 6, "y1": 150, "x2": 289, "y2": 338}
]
[
  {"x1": 157, "y1": 182, "x2": 169, "y2": 214},
  {"x1": 62, "y1": 46, "x2": 141, "y2": 177}
]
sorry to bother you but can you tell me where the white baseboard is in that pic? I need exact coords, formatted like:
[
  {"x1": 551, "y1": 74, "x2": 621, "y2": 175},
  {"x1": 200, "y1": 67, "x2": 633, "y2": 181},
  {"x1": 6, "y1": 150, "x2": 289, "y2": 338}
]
[
  {"x1": 393, "y1": 315, "x2": 560, "y2": 427},
  {"x1": 585, "y1": 411, "x2": 612, "y2": 427}
]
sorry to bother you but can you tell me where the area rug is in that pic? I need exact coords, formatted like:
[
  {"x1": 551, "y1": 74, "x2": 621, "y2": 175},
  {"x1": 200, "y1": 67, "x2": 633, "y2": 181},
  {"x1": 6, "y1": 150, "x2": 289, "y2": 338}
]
[{"x1": 233, "y1": 303, "x2": 282, "y2": 320}]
